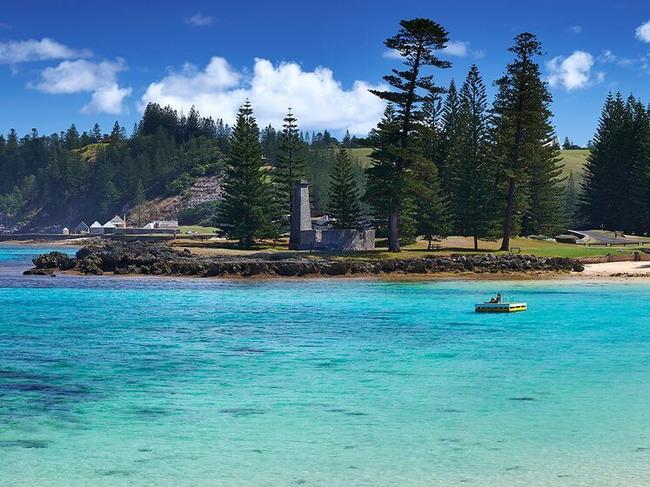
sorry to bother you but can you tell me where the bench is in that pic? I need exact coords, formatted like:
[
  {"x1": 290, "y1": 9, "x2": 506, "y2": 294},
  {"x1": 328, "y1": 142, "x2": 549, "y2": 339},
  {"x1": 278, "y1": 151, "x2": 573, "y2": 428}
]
[{"x1": 510, "y1": 247, "x2": 521, "y2": 254}]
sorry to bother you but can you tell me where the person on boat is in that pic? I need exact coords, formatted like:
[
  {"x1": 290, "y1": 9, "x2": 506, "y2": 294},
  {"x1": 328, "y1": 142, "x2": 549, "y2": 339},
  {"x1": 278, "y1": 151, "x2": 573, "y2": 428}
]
[{"x1": 488, "y1": 293, "x2": 502, "y2": 303}]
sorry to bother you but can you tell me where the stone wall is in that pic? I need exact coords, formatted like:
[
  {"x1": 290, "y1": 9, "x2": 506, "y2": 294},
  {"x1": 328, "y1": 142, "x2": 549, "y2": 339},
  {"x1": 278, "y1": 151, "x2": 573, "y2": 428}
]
[{"x1": 298, "y1": 229, "x2": 375, "y2": 251}]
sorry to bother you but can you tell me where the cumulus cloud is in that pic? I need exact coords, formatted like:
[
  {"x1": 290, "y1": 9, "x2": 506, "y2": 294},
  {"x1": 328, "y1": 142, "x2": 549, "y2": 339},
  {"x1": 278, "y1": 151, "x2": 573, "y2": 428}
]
[
  {"x1": 636, "y1": 20, "x2": 650, "y2": 42},
  {"x1": 547, "y1": 51, "x2": 595, "y2": 90},
  {"x1": 30, "y1": 59, "x2": 131, "y2": 114},
  {"x1": 442, "y1": 41, "x2": 468, "y2": 57},
  {"x1": 0, "y1": 38, "x2": 91, "y2": 64},
  {"x1": 185, "y1": 13, "x2": 213, "y2": 26},
  {"x1": 440, "y1": 40, "x2": 484, "y2": 58},
  {"x1": 384, "y1": 40, "x2": 483, "y2": 60},
  {"x1": 141, "y1": 57, "x2": 386, "y2": 134},
  {"x1": 83, "y1": 84, "x2": 132, "y2": 114}
]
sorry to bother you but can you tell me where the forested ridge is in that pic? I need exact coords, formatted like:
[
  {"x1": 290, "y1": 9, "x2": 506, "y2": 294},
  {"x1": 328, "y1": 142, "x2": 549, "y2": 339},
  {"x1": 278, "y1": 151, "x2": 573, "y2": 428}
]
[{"x1": 0, "y1": 103, "x2": 366, "y2": 230}]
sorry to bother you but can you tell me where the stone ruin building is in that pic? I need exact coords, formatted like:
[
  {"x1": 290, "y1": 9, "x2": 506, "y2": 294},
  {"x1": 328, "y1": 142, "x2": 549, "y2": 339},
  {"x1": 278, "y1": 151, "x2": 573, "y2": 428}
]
[{"x1": 289, "y1": 180, "x2": 375, "y2": 252}]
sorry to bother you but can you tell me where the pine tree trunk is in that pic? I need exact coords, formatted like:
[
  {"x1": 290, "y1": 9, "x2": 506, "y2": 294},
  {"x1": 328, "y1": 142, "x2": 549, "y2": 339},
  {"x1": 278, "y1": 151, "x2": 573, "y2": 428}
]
[
  {"x1": 473, "y1": 235, "x2": 478, "y2": 251},
  {"x1": 427, "y1": 235, "x2": 433, "y2": 250},
  {"x1": 500, "y1": 177, "x2": 516, "y2": 251},
  {"x1": 388, "y1": 212, "x2": 400, "y2": 252}
]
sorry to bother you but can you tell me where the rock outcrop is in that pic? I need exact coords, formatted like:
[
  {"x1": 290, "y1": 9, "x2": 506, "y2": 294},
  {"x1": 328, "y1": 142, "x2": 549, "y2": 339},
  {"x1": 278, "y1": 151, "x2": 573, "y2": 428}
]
[{"x1": 24, "y1": 241, "x2": 585, "y2": 278}]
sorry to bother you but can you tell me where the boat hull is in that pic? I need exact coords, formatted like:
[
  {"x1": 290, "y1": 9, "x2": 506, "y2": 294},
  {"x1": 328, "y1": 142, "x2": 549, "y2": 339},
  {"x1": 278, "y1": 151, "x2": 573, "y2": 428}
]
[{"x1": 475, "y1": 303, "x2": 527, "y2": 313}]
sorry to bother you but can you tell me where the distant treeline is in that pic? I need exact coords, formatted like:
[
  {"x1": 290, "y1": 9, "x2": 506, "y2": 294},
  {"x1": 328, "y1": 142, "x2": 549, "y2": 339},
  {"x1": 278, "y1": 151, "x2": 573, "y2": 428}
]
[
  {"x1": 581, "y1": 92, "x2": 650, "y2": 234},
  {"x1": 0, "y1": 103, "x2": 366, "y2": 229}
]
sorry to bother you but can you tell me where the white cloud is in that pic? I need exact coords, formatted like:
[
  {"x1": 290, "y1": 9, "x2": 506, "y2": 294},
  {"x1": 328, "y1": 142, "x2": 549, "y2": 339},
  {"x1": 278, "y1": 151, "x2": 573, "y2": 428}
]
[
  {"x1": 141, "y1": 57, "x2": 386, "y2": 134},
  {"x1": 0, "y1": 38, "x2": 91, "y2": 64},
  {"x1": 384, "y1": 40, "x2": 483, "y2": 60},
  {"x1": 599, "y1": 49, "x2": 633, "y2": 67},
  {"x1": 547, "y1": 51, "x2": 595, "y2": 90},
  {"x1": 185, "y1": 13, "x2": 213, "y2": 27},
  {"x1": 83, "y1": 84, "x2": 132, "y2": 114},
  {"x1": 382, "y1": 49, "x2": 403, "y2": 60},
  {"x1": 568, "y1": 25, "x2": 582, "y2": 34},
  {"x1": 636, "y1": 20, "x2": 650, "y2": 42},
  {"x1": 442, "y1": 41, "x2": 468, "y2": 57},
  {"x1": 30, "y1": 59, "x2": 131, "y2": 114}
]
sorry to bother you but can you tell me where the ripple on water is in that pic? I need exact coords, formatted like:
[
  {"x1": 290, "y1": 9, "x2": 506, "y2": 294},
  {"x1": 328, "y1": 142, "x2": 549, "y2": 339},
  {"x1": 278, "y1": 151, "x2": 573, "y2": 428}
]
[
  {"x1": 218, "y1": 407, "x2": 265, "y2": 417},
  {"x1": 0, "y1": 439, "x2": 50, "y2": 449}
]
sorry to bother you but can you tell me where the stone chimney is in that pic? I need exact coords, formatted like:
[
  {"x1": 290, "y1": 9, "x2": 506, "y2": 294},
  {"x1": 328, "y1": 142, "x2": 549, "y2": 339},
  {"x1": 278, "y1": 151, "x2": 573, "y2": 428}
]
[{"x1": 289, "y1": 179, "x2": 312, "y2": 250}]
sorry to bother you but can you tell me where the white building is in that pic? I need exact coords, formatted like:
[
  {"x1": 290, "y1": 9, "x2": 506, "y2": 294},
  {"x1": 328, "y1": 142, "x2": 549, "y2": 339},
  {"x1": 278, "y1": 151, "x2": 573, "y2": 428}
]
[
  {"x1": 75, "y1": 222, "x2": 90, "y2": 234},
  {"x1": 89, "y1": 221, "x2": 104, "y2": 235},
  {"x1": 144, "y1": 220, "x2": 179, "y2": 229},
  {"x1": 107, "y1": 215, "x2": 126, "y2": 228}
]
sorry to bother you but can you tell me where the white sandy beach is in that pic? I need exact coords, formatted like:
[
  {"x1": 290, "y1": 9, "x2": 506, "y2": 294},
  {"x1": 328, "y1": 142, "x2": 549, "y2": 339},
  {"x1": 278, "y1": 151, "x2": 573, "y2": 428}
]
[{"x1": 583, "y1": 261, "x2": 650, "y2": 276}]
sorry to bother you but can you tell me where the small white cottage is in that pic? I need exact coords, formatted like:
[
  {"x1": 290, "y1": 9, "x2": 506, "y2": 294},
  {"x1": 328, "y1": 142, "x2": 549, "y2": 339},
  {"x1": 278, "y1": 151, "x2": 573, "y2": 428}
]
[
  {"x1": 108, "y1": 215, "x2": 127, "y2": 228},
  {"x1": 144, "y1": 220, "x2": 179, "y2": 229},
  {"x1": 75, "y1": 222, "x2": 90, "y2": 234},
  {"x1": 89, "y1": 221, "x2": 104, "y2": 235}
]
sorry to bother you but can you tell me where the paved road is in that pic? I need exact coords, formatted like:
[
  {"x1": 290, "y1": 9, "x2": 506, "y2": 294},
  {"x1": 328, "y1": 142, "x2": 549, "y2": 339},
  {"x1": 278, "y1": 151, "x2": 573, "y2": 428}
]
[{"x1": 573, "y1": 229, "x2": 646, "y2": 245}]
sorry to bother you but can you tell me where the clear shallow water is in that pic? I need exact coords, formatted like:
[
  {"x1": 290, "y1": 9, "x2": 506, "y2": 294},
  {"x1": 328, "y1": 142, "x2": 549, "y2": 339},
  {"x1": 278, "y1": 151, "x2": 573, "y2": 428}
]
[{"x1": 2, "y1": 244, "x2": 650, "y2": 486}]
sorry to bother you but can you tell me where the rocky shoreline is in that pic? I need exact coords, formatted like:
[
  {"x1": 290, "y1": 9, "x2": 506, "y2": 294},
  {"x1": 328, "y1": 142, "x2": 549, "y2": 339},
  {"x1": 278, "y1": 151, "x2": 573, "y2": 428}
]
[{"x1": 23, "y1": 241, "x2": 585, "y2": 278}]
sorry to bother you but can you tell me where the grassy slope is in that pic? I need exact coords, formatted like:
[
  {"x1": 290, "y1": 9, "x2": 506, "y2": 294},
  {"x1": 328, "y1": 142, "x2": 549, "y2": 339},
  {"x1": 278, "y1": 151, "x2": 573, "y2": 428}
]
[
  {"x1": 559, "y1": 149, "x2": 589, "y2": 183},
  {"x1": 74, "y1": 143, "x2": 109, "y2": 163},
  {"x1": 348, "y1": 147, "x2": 590, "y2": 183},
  {"x1": 346, "y1": 148, "x2": 373, "y2": 168}
]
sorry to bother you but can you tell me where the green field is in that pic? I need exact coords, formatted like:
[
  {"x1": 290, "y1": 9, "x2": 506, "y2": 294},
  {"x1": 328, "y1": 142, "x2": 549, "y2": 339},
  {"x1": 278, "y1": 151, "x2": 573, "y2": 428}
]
[
  {"x1": 172, "y1": 230, "x2": 646, "y2": 260},
  {"x1": 346, "y1": 148, "x2": 373, "y2": 168},
  {"x1": 179, "y1": 225, "x2": 218, "y2": 234},
  {"x1": 348, "y1": 147, "x2": 590, "y2": 185},
  {"x1": 391, "y1": 236, "x2": 645, "y2": 259},
  {"x1": 559, "y1": 148, "x2": 589, "y2": 183}
]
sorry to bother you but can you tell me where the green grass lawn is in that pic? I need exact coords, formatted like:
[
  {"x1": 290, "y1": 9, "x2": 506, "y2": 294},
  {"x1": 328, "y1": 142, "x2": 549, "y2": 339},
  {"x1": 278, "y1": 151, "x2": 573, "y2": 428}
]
[
  {"x1": 344, "y1": 236, "x2": 645, "y2": 260},
  {"x1": 174, "y1": 234, "x2": 645, "y2": 260},
  {"x1": 179, "y1": 225, "x2": 218, "y2": 234}
]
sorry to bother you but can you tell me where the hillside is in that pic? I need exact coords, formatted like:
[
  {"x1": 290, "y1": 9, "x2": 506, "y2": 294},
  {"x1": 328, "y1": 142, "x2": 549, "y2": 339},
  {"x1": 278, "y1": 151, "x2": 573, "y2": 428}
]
[
  {"x1": 73, "y1": 142, "x2": 109, "y2": 162},
  {"x1": 346, "y1": 148, "x2": 372, "y2": 168},
  {"x1": 559, "y1": 149, "x2": 589, "y2": 183},
  {"x1": 349, "y1": 147, "x2": 590, "y2": 186}
]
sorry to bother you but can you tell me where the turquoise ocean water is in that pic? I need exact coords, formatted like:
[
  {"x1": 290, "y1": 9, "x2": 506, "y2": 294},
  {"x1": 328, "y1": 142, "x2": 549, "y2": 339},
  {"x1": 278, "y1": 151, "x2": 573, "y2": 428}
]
[{"x1": 2, "y1": 243, "x2": 650, "y2": 486}]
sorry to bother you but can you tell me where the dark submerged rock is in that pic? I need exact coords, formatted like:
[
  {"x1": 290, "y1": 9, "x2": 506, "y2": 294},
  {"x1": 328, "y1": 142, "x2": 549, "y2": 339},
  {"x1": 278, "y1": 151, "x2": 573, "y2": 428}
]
[
  {"x1": 32, "y1": 251, "x2": 74, "y2": 270},
  {"x1": 23, "y1": 268, "x2": 56, "y2": 276}
]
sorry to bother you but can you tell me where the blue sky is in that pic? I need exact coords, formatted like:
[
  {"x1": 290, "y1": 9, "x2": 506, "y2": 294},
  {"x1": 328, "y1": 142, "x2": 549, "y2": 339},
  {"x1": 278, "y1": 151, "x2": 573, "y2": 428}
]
[{"x1": 2, "y1": 0, "x2": 650, "y2": 144}]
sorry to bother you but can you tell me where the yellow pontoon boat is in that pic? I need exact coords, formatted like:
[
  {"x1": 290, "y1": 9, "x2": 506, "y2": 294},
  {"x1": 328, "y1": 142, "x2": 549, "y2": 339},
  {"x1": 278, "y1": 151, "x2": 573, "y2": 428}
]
[{"x1": 475, "y1": 302, "x2": 527, "y2": 313}]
